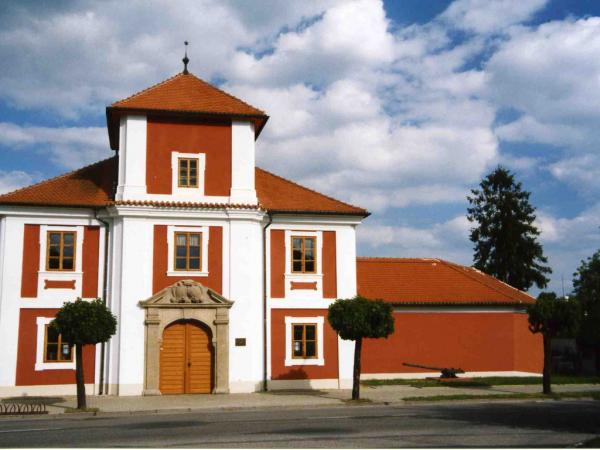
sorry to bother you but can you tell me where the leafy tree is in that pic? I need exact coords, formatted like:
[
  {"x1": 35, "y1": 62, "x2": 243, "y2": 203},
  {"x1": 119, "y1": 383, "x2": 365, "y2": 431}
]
[
  {"x1": 51, "y1": 298, "x2": 117, "y2": 409},
  {"x1": 467, "y1": 166, "x2": 551, "y2": 290},
  {"x1": 527, "y1": 292, "x2": 577, "y2": 394},
  {"x1": 572, "y1": 249, "x2": 600, "y2": 373},
  {"x1": 328, "y1": 296, "x2": 394, "y2": 400}
]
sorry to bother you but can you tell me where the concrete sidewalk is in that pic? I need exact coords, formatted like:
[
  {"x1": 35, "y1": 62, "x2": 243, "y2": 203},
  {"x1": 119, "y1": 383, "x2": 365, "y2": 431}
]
[{"x1": 3, "y1": 383, "x2": 600, "y2": 415}]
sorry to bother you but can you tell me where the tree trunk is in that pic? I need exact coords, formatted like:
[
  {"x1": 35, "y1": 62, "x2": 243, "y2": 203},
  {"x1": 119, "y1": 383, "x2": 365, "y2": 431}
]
[
  {"x1": 543, "y1": 334, "x2": 552, "y2": 395},
  {"x1": 352, "y1": 338, "x2": 362, "y2": 400},
  {"x1": 75, "y1": 343, "x2": 87, "y2": 409}
]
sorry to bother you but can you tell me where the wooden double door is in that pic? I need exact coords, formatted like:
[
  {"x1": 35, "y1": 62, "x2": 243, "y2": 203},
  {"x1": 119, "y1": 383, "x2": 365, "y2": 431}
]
[{"x1": 159, "y1": 320, "x2": 214, "y2": 394}]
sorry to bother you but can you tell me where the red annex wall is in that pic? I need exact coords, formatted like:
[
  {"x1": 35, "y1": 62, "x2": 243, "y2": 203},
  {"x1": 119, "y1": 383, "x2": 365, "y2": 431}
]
[
  {"x1": 271, "y1": 309, "x2": 339, "y2": 380},
  {"x1": 152, "y1": 225, "x2": 223, "y2": 295},
  {"x1": 146, "y1": 117, "x2": 232, "y2": 196},
  {"x1": 21, "y1": 224, "x2": 40, "y2": 298},
  {"x1": 361, "y1": 312, "x2": 543, "y2": 374},
  {"x1": 16, "y1": 308, "x2": 95, "y2": 386}
]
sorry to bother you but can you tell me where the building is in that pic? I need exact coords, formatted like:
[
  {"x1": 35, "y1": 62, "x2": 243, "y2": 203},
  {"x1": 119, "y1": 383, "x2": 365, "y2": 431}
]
[
  {"x1": 0, "y1": 68, "x2": 541, "y2": 397},
  {"x1": 357, "y1": 258, "x2": 542, "y2": 378}
]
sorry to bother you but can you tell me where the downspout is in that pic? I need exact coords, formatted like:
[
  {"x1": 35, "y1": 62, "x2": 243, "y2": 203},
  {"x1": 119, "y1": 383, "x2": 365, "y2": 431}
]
[
  {"x1": 262, "y1": 211, "x2": 273, "y2": 392},
  {"x1": 95, "y1": 210, "x2": 110, "y2": 395}
]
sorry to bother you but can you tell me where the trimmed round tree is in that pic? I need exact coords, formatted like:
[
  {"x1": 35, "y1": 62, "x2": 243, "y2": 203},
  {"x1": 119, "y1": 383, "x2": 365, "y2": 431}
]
[
  {"x1": 328, "y1": 296, "x2": 394, "y2": 400},
  {"x1": 51, "y1": 298, "x2": 117, "y2": 409},
  {"x1": 527, "y1": 292, "x2": 577, "y2": 394}
]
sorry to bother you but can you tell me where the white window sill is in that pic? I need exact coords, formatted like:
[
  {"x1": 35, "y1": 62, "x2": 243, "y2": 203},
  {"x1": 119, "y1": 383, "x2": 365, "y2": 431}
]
[
  {"x1": 285, "y1": 358, "x2": 325, "y2": 367},
  {"x1": 35, "y1": 361, "x2": 75, "y2": 371},
  {"x1": 166, "y1": 271, "x2": 208, "y2": 277},
  {"x1": 38, "y1": 271, "x2": 83, "y2": 276}
]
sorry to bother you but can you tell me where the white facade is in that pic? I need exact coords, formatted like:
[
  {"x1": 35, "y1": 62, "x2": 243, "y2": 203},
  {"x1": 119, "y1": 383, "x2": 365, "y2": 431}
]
[{"x1": 0, "y1": 109, "x2": 364, "y2": 396}]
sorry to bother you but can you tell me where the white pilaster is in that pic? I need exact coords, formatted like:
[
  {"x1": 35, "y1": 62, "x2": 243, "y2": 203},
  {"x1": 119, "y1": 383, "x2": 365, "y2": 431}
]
[
  {"x1": 0, "y1": 217, "x2": 24, "y2": 387},
  {"x1": 230, "y1": 121, "x2": 257, "y2": 204},
  {"x1": 227, "y1": 211, "x2": 264, "y2": 392},
  {"x1": 336, "y1": 225, "x2": 357, "y2": 389},
  {"x1": 111, "y1": 217, "x2": 153, "y2": 395},
  {"x1": 116, "y1": 115, "x2": 148, "y2": 201}
]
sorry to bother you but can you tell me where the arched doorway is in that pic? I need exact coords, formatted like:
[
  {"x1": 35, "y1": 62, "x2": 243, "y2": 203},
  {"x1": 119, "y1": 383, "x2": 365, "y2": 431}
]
[{"x1": 160, "y1": 320, "x2": 214, "y2": 394}]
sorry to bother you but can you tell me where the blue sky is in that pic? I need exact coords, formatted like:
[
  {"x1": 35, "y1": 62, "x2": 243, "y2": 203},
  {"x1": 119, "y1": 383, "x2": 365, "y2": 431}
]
[{"x1": 0, "y1": 0, "x2": 599, "y2": 295}]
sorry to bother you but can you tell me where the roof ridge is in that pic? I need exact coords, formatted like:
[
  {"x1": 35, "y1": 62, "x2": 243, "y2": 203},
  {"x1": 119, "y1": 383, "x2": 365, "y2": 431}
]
[
  {"x1": 111, "y1": 73, "x2": 183, "y2": 106},
  {"x1": 0, "y1": 156, "x2": 116, "y2": 201},
  {"x1": 437, "y1": 259, "x2": 533, "y2": 302},
  {"x1": 357, "y1": 257, "x2": 440, "y2": 262},
  {"x1": 256, "y1": 166, "x2": 368, "y2": 214}
]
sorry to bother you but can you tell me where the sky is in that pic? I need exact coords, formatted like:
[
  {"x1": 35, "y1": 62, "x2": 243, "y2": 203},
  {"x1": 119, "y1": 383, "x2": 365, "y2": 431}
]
[{"x1": 0, "y1": 0, "x2": 599, "y2": 296}]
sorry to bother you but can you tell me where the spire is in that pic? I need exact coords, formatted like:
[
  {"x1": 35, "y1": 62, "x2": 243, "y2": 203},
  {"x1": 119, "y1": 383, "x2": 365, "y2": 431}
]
[{"x1": 182, "y1": 41, "x2": 190, "y2": 74}]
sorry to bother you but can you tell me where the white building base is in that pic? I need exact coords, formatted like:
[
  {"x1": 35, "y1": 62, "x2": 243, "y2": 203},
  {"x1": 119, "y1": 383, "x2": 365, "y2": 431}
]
[{"x1": 0, "y1": 383, "x2": 95, "y2": 398}]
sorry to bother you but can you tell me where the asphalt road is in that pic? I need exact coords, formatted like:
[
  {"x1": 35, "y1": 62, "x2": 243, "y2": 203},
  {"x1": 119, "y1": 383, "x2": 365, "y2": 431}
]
[{"x1": 0, "y1": 400, "x2": 598, "y2": 448}]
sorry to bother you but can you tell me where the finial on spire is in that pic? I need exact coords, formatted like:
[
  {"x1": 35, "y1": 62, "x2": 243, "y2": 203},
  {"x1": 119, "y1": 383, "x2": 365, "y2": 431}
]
[{"x1": 182, "y1": 41, "x2": 190, "y2": 74}]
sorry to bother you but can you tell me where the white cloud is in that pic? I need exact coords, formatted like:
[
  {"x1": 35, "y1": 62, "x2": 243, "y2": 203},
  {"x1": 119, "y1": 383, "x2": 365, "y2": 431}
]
[
  {"x1": 0, "y1": 170, "x2": 36, "y2": 195},
  {"x1": 548, "y1": 155, "x2": 600, "y2": 196},
  {"x1": 487, "y1": 17, "x2": 600, "y2": 141},
  {"x1": 0, "y1": 0, "x2": 343, "y2": 118},
  {"x1": 536, "y1": 205, "x2": 600, "y2": 294},
  {"x1": 357, "y1": 215, "x2": 472, "y2": 263},
  {"x1": 440, "y1": 0, "x2": 548, "y2": 34},
  {"x1": 0, "y1": 123, "x2": 110, "y2": 169},
  {"x1": 226, "y1": 0, "x2": 394, "y2": 87}
]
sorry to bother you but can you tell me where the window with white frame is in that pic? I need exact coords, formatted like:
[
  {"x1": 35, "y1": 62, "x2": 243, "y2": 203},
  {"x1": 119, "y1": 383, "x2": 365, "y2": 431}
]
[
  {"x1": 291, "y1": 236, "x2": 316, "y2": 274},
  {"x1": 166, "y1": 226, "x2": 209, "y2": 276},
  {"x1": 171, "y1": 152, "x2": 206, "y2": 196},
  {"x1": 35, "y1": 317, "x2": 75, "y2": 371},
  {"x1": 284, "y1": 316, "x2": 324, "y2": 366}
]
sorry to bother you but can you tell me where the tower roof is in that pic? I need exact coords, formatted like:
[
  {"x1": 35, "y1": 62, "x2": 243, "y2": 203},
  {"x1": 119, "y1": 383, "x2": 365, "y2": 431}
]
[{"x1": 106, "y1": 72, "x2": 268, "y2": 149}]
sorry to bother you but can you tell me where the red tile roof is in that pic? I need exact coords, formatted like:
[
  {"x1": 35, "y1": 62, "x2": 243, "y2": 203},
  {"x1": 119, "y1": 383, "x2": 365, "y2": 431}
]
[
  {"x1": 0, "y1": 159, "x2": 368, "y2": 216},
  {"x1": 357, "y1": 257, "x2": 534, "y2": 305},
  {"x1": 0, "y1": 158, "x2": 116, "y2": 208},
  {"x1": 255, "y1": 168, "x2": 367, "y2": 216},
  {"x1": 107, "y1": 72, "x2": 269, "y2": 148}
]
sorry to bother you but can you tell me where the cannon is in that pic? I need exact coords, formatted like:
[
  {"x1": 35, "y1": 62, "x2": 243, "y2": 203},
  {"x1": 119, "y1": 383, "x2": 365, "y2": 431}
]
[{"x1": 403, "y1": 362, "x2": 465, "y2": 379}]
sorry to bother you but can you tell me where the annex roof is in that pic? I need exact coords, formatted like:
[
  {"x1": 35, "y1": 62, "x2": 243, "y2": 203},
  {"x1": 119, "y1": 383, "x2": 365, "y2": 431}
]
[
  {"x1": 107, "y1": 72, "x2": 268, "y2": 149},
  {"x1": 0, "y1": 158, "x2": 368, "y2": 217},
  {"x1": 356, "y1": 257, "x2": 535, "y2": 305}
]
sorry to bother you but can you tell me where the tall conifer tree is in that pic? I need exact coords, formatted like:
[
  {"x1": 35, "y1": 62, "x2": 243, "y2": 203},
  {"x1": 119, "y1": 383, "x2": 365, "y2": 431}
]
[{"x1": 467, "y1": 166, "x2": 551, "y2": 290}]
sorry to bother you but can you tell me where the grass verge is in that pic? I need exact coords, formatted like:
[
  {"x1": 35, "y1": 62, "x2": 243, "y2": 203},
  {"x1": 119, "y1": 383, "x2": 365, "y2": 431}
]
[
  {"x1": 64, "y1": 407, "x2": 100, "y2": 414},
  {"x1": 362, "y1": 375, "x2": 600, "y2": 388},
  {"x1": 403, "y1": 390, "x2": 600, "y2": 402}
]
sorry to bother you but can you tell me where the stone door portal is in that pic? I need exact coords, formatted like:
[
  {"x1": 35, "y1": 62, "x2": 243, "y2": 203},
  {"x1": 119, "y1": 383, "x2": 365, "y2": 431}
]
[{"x1": 139, "y1": 280, "x2": 233, "y2": 395}]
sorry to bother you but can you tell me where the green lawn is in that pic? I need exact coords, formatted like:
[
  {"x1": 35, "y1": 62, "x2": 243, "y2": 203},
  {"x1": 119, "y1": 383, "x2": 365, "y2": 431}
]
[
  {"x1": 362, "y1": 375, "x2": 600, "y2": 388},
  {"x1": 403, "y1": 391, "x2": 600, "y2": 402}
]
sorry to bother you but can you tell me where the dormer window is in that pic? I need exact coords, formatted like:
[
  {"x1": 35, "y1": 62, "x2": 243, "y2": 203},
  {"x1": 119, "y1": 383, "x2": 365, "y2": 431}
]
[
  {"x1": 178, "y1": 158, "x2": 199, "y2": 188},
  {"x1": 171, "y1": 152, "x2": 206, "y2": 197}
]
